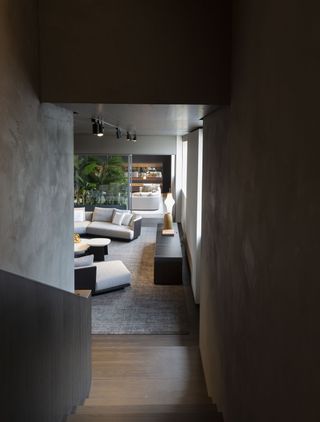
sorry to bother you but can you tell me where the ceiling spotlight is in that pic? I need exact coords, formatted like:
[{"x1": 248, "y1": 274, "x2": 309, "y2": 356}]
[
  {"x1": 132, "y1": 134, "x2": 137, "y2": 142},
  {"x1": 97, "y1": 120, "x2": 104, "y2": 137},
  {"x1": 92, "y1": 118, "x2": 104, "y2": 137},
  {"x1": 126, "y1": 131, "x2": 131, "y2": 141},
  {"x1": 116, "y1": 127, "x2": 122, "y2": 139},
  {"x1": 92, "y1": 118, "x2": 99, "y2": 135}
]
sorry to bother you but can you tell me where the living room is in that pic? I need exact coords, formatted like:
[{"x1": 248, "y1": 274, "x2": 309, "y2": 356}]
[{"x1": 72, "y1": 104, "x2": 206, "y2": 334}]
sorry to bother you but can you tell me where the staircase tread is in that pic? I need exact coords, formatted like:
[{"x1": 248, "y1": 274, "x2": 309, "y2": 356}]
[
  {"x1": 68, "y1": 413, "x2": 222, "y2": 421},
  {"x1": 68, "y1": 329, "x2": 223, "y2": 421},
  {"x1": 77, "y1": 403, "x2": 218, "y2": 414},
  {"x1": 83, "y1": 398, "x2": 212, "y2": 406}
]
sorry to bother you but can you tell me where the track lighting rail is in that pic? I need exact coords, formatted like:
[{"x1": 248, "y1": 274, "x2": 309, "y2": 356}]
[{"x1": 91, "y1": 117, "x2": 136, "y2": 141}]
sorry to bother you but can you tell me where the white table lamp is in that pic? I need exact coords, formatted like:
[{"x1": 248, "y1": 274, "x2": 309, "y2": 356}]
[{"x1": 163, "y1": 192, "x2": 175, "y2": 235}]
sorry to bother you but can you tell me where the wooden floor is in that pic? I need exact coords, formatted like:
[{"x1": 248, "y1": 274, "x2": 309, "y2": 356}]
[{"x1": 68, "y1": 229, "x2": 222, "y2": 421}]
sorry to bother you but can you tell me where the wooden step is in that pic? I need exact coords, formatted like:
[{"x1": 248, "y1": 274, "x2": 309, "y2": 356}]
[
  {"x1": 91, "y1": 334, "x2": 197, "y2": 348},
  {"x1": 85, "y1": 376, "x2": 211, "y2": 405},
  {"x1": 67, "y1": 411, "x2": 223, "y2": 421},
  {"x1": 88, "y1": 344, "x2": 209, "y2": 406},
  {"x1": 84, "y1": 394, "x2": 212, "y2": 406},
  {"x1": 70, "y1": 327, "x2": 222, "y2": 421},
  {"x1": 76, "y1": 404, "x2": 218, "y2": 415}
]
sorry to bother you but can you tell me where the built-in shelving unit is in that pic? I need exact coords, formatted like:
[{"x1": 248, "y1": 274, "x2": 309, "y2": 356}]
[{"x1": 124, "y1": 161, "x2": 163, "y2": 192}]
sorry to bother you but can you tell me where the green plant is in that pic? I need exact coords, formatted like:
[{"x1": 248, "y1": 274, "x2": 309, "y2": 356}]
[
  {"x1": 74, "y1": 155, "x2": 128, "y2": 205},
  {"x1": 74, "y1": 156, "x2": 99, "y2": 204}
]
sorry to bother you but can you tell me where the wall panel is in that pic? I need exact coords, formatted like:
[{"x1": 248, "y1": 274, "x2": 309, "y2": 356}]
[
  {"x1": 200, "y1": 1, "x2": 320, "y2": 420},
  {"x1": 0, "y1": 269, "x2": 91, "y2": 422}
]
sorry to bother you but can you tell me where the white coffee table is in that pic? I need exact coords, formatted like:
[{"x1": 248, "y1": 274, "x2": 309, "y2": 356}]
[
  {"x1": 74, "y1": 241, "x2": 89, "y2": 256},
  {"x1": 86, "y1": 238, "x2": 111, "y2": 261}
]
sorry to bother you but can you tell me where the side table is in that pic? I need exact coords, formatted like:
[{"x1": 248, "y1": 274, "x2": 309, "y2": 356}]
[
  {"x1": 86, "y1": 238, "x2": 111, "y2": 262},
  {"x1": 74, "y1": 241, "x2": 89, "y2": 256}
]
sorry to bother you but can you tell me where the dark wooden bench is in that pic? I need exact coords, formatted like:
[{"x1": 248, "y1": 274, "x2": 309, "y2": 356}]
[{"x1": 154, "y1": 223, "x2": 183, "y2": 285}]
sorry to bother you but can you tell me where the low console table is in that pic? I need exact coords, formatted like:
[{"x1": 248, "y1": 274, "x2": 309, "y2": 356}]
[{"x1": 154, "y1": 223, "x2": 183, "y2": 285}]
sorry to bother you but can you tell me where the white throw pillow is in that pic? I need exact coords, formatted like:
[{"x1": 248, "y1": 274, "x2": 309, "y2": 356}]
[
  {"x1": 74, "y1": 208, "x2": 85, "y2": 222},
  {"x1": 121, "y1": 213, "x2": 132, "y2": 226},
  {"x1": 92, "y1": 207, "x2": 114, "y2": 222},
  {"x1": 112, "y1": 211, "x2": 125, "y2": 226},
  {"x1": 142, "y1": 184, "x2": 153, "y2": 192},
  {"x1": 74, "y1": 254, "x2": 94, "y2": 268}
]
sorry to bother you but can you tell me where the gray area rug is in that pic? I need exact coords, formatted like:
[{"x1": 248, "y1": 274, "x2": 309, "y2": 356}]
[{"x1": 91, "y1": 227, "x2": 190, "y2": 334}]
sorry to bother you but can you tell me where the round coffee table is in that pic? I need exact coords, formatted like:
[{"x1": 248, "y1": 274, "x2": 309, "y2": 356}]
[
  {"x1": 74, "y1": 241, "x2": 89, "y2": 256},
  {"x1": 86, "y1": 238, "x2": 111, "y2": 261}
]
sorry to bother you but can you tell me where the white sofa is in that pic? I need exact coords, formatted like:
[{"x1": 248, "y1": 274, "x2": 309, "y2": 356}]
[
  {"x1": 131, "y1": 185, "x2": 162, "y2": 211},
  {"x1": 74, "y1": 207, "x2": 142, "y2": 241}
]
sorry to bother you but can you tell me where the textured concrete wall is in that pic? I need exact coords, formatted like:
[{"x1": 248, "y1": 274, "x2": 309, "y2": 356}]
[
  {"x1": 200, "y1": 1, "x2": 320, "y2": 421},
  {"x1": 0, "y1": 0, "x2": 74, "y2": 291},
  {"x1": 38, "y1": 0, "x2": 231, "y2": 104}
]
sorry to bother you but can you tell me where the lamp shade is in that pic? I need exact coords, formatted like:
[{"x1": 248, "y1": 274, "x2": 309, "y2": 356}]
[{"x1": 164, "y1": 192, "x2": 175, "y2": 214}]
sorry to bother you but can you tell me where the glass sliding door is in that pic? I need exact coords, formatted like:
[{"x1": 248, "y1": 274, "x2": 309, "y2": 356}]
[{"x1": 74, "y1": 154, "x2": 131, "y2": 210}]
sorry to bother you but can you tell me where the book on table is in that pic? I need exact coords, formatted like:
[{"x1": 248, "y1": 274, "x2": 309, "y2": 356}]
[{"x1": 162, "y1": 229, "x2": 174, "y2": 236}]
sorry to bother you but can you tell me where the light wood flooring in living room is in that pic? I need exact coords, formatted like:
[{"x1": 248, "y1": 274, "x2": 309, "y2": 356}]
[{"x1": 68, "y1": 227, "x2": 223, "y2": 421}]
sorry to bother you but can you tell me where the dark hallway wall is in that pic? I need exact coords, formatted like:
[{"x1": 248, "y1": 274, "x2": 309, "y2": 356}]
[
  {"x1": 200, "y1": 1, "x2": 320, "y2": 421},
  {"x1": 0, "y1": 0, "x2": 74, "y2": 290}
]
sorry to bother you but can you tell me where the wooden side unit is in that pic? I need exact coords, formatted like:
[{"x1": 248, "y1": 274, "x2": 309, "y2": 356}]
[{"x1": 154, "y1": 223, "x2": 183, "y2": 285}]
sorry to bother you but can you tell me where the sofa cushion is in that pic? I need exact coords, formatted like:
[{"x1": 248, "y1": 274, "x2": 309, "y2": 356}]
[
  {"x1": 113, "y1": 208, "x2": 130, "y2": 213},
  {"x1": 142, "y1": 184, "x2": 153, "y2": 192},
  {"x1": 133, "y1": 190, "x2": 160, "y2": 198},
  {"x1": 141, "y1": 183, "x2": 160, "y2": 193},
  {"x1": 112, "y1": 211, "x2": 125, "y2": 225},
  {"x1": 74, "y1": 254, "x2": 94, "y2": 268},
  {"x1": 74, "y1": 220, "x2": 91, "y2": 235},
  {"x1": 92, "y1": 207, "x2": 114, "y2": 222},
  {"x1": 86, "y1": 221, "x2": 134, "y2": 240},
  {"x1": 85, "y1": 211, "x2": 93, "y2": 221},
  {"x1": 129, "y1": 214, "x2": 139, "y2": 229},
  {"x1": 96, "y1": 260, "x2": 131, "y2": 292},
  {"x1": 121, "y1": 212, "x2": 133, "y2": 226},
  {"x1": 74, "y1": 207, "x2": 85, "y2": 222}
]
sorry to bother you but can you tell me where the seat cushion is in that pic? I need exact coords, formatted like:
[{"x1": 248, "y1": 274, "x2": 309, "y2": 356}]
[
  {"x1": 87, "y1": 221, "x2": 134, "y2": 240},
  {"x1": 95, "y1": 260, "x2": 131, "y2": 292},
  {"x1": 74, "y1": 220, "x2": 91, "y2": 234}
]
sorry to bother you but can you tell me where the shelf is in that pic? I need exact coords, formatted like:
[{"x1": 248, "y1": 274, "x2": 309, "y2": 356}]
[
  {"x1": 123, "y1": 162, "x2": 163, "y2": 169},
  {"x1": 131, "y1": 177, "x2": 162, "y2": 182},
  {"x1": 130, "y1": 178, "x2": 163, "y2": 192}
]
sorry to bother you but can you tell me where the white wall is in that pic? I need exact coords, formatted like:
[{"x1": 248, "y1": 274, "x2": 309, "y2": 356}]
[
  {"x1": 75, "y1": 134, "x2": 176, "y2": 155},
  {"x1": 181, "y1": 129, "x2": 203, "y2": 303},
  {"x1": 180, "y1": 140, "x2": 188, "y2": 231},
  {"x1": 174, "y1": 136, "x2": 183, "y2": 222}
]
